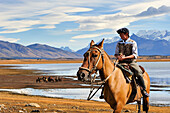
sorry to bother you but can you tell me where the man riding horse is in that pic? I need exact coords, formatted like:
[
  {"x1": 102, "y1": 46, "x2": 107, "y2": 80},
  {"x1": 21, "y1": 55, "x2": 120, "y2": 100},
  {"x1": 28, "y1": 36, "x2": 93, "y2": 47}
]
[
  {"x1": 116, "y1": 28, "x2": 149, "y2": 97},
  {"x1": 100, "y1": 28, "x2": 149, "y2": 98}
]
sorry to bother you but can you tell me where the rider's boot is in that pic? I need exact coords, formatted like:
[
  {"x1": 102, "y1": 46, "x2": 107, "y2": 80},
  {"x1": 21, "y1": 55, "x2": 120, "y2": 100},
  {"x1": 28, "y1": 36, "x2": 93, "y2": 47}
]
[{"x1": 138, "y1": 76, "x2": 149, "y2": 97}]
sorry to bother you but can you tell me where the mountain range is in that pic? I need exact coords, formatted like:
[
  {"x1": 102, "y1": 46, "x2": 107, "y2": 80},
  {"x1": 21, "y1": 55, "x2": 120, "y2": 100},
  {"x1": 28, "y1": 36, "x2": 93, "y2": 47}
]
[
  {"x1": 0, "y1": 30, "x2": 169, "y2": 59},
  {"x1": 76, "y1": 30, "x2": 170, "y2": 56},
  {"x1": 0, "y1": 41, "x2": 81, "y2": 59}
]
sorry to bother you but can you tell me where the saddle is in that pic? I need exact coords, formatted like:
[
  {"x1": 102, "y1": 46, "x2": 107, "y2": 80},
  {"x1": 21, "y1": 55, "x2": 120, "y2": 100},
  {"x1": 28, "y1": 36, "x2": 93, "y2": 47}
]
[{"x1": 116, "y1": 63, "x2": 145, "y2": 83}]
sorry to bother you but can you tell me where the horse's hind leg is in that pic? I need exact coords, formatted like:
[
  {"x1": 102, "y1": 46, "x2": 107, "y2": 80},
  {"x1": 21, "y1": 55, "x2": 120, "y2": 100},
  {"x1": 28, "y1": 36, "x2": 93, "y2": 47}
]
[
  {"x1": 143, "y1": 96, "x2": 149, "y2": 113},
  {"x1": 113, "y1": 102, "x2": 124, "y2": 113},
  {"x1": 137, "y1": 99, "x2": 141, "y2": 113}
]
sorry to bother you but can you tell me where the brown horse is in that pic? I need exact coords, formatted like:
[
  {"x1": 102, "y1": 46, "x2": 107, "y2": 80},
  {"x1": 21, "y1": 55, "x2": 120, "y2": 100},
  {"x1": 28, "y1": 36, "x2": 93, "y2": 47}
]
[{"x1": 77, "y1": 39, "x2": 150, "y2": 113}]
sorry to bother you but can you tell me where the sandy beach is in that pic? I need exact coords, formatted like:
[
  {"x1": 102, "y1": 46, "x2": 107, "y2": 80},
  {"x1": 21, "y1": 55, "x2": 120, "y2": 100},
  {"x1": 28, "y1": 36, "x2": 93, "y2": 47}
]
[{"x1": 0, "y1": 59, "x2": 170, "y2": 113}]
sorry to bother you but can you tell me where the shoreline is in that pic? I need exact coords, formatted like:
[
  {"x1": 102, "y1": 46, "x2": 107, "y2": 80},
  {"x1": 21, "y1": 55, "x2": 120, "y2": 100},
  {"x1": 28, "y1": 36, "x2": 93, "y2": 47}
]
[{"x1": 0, "y1": 59, "x2": 169, "y2": 64}]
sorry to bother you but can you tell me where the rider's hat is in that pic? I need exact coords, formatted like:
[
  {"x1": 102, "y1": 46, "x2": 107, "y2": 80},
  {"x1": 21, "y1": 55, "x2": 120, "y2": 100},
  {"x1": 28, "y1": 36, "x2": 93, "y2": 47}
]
[{"x1": 117, "y1": 28, "x2": 129, "y2": 35}]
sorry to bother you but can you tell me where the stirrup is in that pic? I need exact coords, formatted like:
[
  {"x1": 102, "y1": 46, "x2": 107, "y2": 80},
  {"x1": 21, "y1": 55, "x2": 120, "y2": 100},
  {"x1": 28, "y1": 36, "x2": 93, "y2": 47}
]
[{"x1": 99, "y1": 95, "x2": 104, "y2": 99}]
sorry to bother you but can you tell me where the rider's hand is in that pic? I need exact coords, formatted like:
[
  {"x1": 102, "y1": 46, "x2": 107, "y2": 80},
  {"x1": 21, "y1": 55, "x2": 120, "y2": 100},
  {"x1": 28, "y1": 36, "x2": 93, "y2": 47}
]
[
  {"x1": 117, "y1": 56, "x2": 122, "y2": 61},
  {"x1": 117, "y1": 55, "x2": 126, "y2": 61}
]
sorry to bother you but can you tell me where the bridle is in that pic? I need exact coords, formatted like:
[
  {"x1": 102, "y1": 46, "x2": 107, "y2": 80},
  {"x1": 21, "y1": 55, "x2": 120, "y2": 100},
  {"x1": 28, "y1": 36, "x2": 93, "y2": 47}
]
[
  {"x1": 79, "y1": 45, "x2": 117, "y2": 85},
  {"x1": 79, "y1": 46, "x2": 117, "y2": 85},
  {"x1": 79, "y1": 46, "x2": 105, "y2": 81}
]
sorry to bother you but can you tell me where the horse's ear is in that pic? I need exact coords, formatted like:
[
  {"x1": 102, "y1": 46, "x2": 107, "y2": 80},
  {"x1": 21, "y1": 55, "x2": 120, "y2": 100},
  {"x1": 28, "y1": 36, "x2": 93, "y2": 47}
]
[
  {"x1": 90, "y1": 40, "x2": 95, "y2": 47},
  {"x1": 98, "y1": 39, "x2": 104, "y2": 49}
]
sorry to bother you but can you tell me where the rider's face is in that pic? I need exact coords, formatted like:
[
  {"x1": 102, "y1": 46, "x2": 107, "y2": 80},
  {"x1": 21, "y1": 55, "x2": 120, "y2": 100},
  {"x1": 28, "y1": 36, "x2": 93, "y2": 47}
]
[{"x1": 119, "y1": 33, "x2": 129, "y2": 41}]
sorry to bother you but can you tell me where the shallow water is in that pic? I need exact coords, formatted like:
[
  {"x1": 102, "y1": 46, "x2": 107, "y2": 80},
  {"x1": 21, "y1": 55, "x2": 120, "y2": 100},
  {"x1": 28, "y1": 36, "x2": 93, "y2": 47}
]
[
  {"x1": 4, "y1": 63, "x2": 80, "y2": 76},
  {"x1": 0, "y1": 62, "x2": 170, "y2": 106}
]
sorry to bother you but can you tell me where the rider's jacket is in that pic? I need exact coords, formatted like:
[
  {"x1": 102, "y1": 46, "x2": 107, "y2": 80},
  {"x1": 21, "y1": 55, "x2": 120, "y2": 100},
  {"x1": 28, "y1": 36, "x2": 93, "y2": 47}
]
[{"x1": 115, "y1": 38, "x2": 138, "y2": 63}]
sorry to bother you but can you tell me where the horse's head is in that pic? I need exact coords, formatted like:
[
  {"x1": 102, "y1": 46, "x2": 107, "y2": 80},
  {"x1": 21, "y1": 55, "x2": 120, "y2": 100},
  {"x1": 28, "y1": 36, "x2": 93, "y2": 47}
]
[{"x1": 77, "y1": 39, "x2": 104, "y2": 82}]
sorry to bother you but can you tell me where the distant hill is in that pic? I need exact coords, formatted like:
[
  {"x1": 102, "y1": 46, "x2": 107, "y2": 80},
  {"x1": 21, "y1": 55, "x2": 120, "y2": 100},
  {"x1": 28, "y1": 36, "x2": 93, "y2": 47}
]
[
  {"x1": 76, "y1": 31, "x2": 170, "y2": 56},
  {"x1": 0, "y1": 41, "x2": 37, "y2": 59},
  {"x1": 0, "y1": 41, "x2": 81, "y2": 59},
  {"x1": 27, "y1": 44, "x2": 81, "y2": 59}
]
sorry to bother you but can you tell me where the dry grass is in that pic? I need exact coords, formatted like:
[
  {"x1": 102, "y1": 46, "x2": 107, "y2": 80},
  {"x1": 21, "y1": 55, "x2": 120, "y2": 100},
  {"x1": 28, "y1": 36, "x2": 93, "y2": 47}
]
[{"x1": 0, "y1": 59, "x2": 83, "y2": 64}]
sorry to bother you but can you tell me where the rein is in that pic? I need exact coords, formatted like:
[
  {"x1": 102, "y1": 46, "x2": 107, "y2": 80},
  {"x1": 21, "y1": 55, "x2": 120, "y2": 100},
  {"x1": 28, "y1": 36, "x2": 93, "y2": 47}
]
[{"x1": 87, "y1": 59, "x2": 117, "y2": 100}]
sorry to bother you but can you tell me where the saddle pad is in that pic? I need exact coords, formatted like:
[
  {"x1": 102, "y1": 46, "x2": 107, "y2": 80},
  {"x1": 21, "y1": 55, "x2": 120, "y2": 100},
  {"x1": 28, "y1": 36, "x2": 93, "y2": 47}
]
[
  {"x1": 116, "y1": 64, "x2": 133, "y2": 75},
  {"x1": 116, "y1": 64, "x2": 133, "y2": 83}
]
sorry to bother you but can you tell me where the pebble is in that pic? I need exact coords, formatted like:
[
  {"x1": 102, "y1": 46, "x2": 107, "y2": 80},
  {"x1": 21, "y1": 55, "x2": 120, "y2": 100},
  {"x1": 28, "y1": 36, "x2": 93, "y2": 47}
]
[
  {"x1": 31, "y1": 109, "x2": 40, "y2": 112},
  {"x1": 72, "y1": 106, "x2": 79, "y2": 109},
  {"x1": 19, "y1": 110, "x2": 24, "y2": 113},
  {"x1": 25, "y1": 103, "x2": 40, "y2": 107},
  {"x1": 44, "y1": 108, "x2": 47, "y2": 111},
  {"x1": 0, "y1": 104, "x2": 5, "y2": 108},
  {"x1": 22, "y1": 108, "x2": 26, "y2": 111}
]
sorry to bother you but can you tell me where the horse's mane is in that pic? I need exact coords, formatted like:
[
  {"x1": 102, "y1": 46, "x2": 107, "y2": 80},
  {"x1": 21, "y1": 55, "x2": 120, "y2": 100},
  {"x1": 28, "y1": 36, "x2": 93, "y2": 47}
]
[
  {"x1": 104, "y1": 50, "x2": 111, "y2": 59},
  {"x1": 92, "y1": 45, "x2": 111, "y2": 60}
]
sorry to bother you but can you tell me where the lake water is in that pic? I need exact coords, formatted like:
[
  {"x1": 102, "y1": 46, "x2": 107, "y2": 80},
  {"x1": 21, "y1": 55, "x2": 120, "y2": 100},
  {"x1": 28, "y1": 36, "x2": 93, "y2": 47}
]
[{"x1": 0, "y1": 62, "x2": 170, "y2": 106}]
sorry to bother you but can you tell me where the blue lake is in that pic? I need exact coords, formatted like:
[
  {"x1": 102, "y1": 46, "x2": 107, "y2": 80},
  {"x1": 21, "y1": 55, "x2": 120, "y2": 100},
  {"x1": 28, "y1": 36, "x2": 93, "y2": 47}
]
[{"x1": 0, "y1": 62, "x2": 170, "y2": 106}]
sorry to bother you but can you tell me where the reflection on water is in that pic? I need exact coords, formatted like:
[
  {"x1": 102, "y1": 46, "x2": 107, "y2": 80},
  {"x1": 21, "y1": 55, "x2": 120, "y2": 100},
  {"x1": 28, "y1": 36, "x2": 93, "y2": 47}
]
[
  {"x1": 0, "y1": 62, "x2": 170, "y2": 106},
  {"x1": 3, "y1": 63, "x2": 80, "y2": 76},
  {"x1": 138, "y1": 62, "x2": 170, "y2": 85}
]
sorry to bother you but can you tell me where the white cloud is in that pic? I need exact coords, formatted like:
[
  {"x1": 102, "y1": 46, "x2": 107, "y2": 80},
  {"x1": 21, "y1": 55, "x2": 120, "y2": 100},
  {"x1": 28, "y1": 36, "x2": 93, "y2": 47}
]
[
  {"x1": 72, "y1": 32, "x2": 113, "y2": 39},
  {"x1": 136, "y1": 5, "x2": 170, "y2": 17},
  {"x1": 72, "y1": 34, "x2": 101, "y2": 39},
  {"x1": 0, "y1": 36, "x2": 20, "y2": 42},
  {"x1": 69, "y1": 40, "x2": 76, "y2": 42},
  {"x1": 119, "y1": 0, "x2": 170, "y2": 15},
  {"x1": 72, "y1": 3, "x2": 170, "y2": 32},
  {"x1": 0, "y1": 28, "x2": 32, "y2": 34},
  {"x1": 0, "y1": 0, "x2": 169, "y2": 34},
  {"x1": 0, "y1": 0, "x2": 92, "y2": 33},
  {"x1": 71, "y1": 13, "x2": 136, "y2": 31}
]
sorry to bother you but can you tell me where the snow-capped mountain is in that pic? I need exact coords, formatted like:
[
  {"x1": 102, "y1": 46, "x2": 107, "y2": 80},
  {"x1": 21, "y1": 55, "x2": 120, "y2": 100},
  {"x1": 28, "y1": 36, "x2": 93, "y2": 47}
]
[
  {"x1": 76, "y1": 30, "x2": 170, "y2": 56},
  {"x1": 60, "y1": 46, "x2": 74, "y2": 52},
  {"x1": 104, "y1": 36, "x2": 120, "y2": 43},
  {"x1": 136, "y1": 30, "x2": 170, "y2": 41}
]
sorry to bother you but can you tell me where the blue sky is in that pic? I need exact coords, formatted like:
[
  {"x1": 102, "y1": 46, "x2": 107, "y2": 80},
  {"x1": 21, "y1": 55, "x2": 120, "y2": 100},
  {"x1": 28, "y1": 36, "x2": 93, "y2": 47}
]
[{"x1": 0, "y1": 0, "x2": 170, "y2": 51}]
